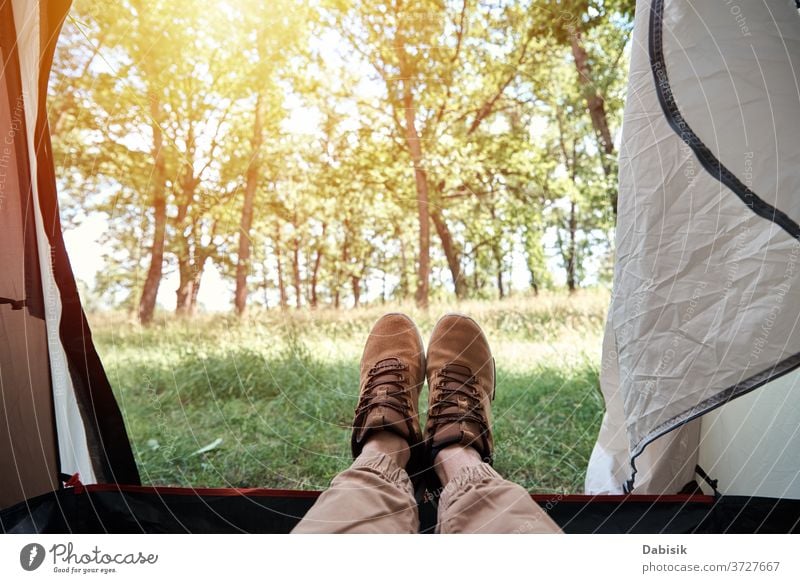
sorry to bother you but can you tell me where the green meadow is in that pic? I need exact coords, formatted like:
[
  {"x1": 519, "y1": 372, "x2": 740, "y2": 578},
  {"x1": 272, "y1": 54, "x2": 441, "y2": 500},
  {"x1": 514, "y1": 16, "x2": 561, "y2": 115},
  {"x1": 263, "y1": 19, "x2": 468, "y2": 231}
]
[{"x1": 92, "y1": 290, "x2": 608, "y2": 493}]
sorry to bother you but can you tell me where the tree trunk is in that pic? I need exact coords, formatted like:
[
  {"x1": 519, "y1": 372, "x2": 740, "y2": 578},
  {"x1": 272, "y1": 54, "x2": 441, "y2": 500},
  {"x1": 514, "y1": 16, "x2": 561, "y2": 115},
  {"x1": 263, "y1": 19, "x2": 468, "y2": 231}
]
[
  {"x1": 310, "y1": 256, "x2": 321, "y2": 308},
  {"x1": 555, "y1": 106, "x2": 581, "y2": 294},
  {"x1": 137, "y1": 93, "x2": 168, "y2": 326},
  {"x1": 175, "y1": 250, "x2": 195, "y2": 316},
  {"x1": 309, "y1": 223, "x2": 326, "y2": 309},
  {"x1": 497, "y1": 270, "x2": 504, "y2": 299},
  {"x1": 274, "y1": 225, "x2": 288, "y2": 310},
  {"x1": 276, "y1": 255, "x2": 288, "y2": 309},
  {"x1": 335, "y1": 231, "x2": 349, "y2": 310},
  {"x1": 493, "y1": 245, "x2": 505, "y2": 299},
  {"x1": 523, "y1": 228, "x2": 543, "y2": 296},
  {"x1": 570, "y1": 31, "x2": 617, "y2": 213},
  {"x1": 566, "y1": 199, "x2": 578, "y2": 293},
  {"x1": 173, "y1": 157, "x2": 197, "y2": 316},
  {"x1": 292, "y1": 236, "x2": 302, "y2": 309},
  {"x1": 395, "y1": 30, "x2": 430, "y2": 309},
  {"x1": 351, "y1": 275, "x2": 361, "y2": 308},
  {"x1": 431, "y1": 207, "x2": 466, "y2": 299},
  {"x1": 189, "y1": 255, "x2": 208, "y2": 314},
  {"x1": 234, "y1": 92, "x2": 265, "y2": 316},
  {"x1": 397, "y1": 230, "x2": 409, "y2": 300}
]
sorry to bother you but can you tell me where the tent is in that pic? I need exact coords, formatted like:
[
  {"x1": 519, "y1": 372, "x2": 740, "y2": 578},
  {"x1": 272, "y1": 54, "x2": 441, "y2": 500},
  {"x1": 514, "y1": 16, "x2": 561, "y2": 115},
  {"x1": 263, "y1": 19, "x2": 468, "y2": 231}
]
[
  {"x1": 586, "y1": 0, "x2": 800, "y2": 499},
  {"x1": 0, "y1": 0, "x2": 139, "y2": 510},
  {"x1": 1, "y1": 0, "x2": 799, "y2": 533}
]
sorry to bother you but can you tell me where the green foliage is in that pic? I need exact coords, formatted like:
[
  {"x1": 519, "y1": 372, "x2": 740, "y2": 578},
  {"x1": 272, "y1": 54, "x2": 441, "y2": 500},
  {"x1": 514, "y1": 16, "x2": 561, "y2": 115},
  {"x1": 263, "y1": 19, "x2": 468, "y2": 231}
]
[{"x1": 51, "y1": 0, "x2": 632, "y2": 312}]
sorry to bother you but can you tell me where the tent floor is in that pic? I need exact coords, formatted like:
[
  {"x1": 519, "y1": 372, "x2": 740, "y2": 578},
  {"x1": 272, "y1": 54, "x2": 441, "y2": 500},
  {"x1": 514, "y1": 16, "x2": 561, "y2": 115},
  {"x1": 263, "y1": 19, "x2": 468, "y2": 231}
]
[{"x1": 2, "y1": 484, "x2": 799, "y2": 533}]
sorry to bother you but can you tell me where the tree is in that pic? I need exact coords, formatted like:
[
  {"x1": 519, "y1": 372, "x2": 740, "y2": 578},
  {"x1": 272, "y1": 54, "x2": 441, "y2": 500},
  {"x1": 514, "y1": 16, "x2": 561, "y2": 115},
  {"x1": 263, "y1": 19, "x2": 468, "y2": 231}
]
[
  {"x1": 134, "y1": 1, "x2": 170, "y2": 323},
  {"x1": 232, "y1": 1, "x2": 308, "y2": 316},
  {"x1": 51, "y1": 0, "x2": 634, "y2": 312},
  {"x1": 537, "y1": 0, "x2": 634, "y2": 214},
  {"x1": 52, "y1": 0, "x2": 185, "y2": 323},
  {"x1": 323, "y1": 1, "x2": 550, "y2": 306}
]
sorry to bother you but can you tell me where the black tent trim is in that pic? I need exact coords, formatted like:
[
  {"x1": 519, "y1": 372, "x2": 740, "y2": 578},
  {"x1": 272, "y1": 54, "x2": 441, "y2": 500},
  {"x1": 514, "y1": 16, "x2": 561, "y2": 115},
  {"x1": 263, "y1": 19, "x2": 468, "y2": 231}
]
[
  {"x1": 2, "y1": 484, "x2": 798, "y2": 534},
  {"x1": 622, "y1": 0, "x2": 800, "y2": 492},
  {"x1": 625, "y1": 350, "x2": 800, "y2": 493},
  {"x1": 648, "y1": 0, "x2": 800, "y2": 241}
]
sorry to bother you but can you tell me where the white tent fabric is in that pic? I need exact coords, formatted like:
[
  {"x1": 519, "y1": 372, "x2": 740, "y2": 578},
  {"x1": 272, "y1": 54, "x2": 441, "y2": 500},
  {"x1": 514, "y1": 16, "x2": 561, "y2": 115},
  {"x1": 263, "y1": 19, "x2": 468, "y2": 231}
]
[
  {"x1": 699, "y1": 368, "x2": 800, "y2": 498},
  {"x1": 587, "y1": 0, "x2": 800, "y2": 495}
]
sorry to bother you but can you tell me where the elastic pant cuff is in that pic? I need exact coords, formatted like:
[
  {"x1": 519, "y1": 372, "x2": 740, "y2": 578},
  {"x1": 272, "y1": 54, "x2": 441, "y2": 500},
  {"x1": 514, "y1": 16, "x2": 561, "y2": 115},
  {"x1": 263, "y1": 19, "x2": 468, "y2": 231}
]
[
  {"x1": 352, "y1": 452, "x2": 412, "y2": 492},
  {"x1": 438, "y1": 462, "x2": 500, "y2": 510}
]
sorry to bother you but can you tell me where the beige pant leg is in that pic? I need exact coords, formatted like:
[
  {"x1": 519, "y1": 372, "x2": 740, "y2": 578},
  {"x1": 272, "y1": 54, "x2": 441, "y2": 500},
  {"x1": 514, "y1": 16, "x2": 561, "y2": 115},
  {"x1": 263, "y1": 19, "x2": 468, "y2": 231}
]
[
  {"x1": 436, "y1": 463, "x2": 563, "y2": 534},
  {"x1": 292, "y1": 452, "x2": 418, "y2": 533}
]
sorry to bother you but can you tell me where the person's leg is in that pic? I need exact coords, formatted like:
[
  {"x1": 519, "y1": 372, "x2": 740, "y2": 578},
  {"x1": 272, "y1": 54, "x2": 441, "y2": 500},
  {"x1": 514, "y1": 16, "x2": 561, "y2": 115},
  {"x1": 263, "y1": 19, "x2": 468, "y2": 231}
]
[
  {"x1": 292, "y1": 313, "x2": 426, "y2": 533},
  {"x1": 433, "y1": 444, "x2": 562, "y2": 534},
  {"x1": 423, "y1": 313, "x2": 563, "y2": 534},
  {"x1": 292, "y1": 432, "x2": 419, "y2": 533}
]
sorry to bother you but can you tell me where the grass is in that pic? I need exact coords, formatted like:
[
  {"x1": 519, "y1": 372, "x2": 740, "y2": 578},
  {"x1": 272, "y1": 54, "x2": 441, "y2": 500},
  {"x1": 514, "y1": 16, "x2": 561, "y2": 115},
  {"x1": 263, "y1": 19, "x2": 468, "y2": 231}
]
[{"x1": 90, "y1": 289, "x2": 609, "y2": 493}]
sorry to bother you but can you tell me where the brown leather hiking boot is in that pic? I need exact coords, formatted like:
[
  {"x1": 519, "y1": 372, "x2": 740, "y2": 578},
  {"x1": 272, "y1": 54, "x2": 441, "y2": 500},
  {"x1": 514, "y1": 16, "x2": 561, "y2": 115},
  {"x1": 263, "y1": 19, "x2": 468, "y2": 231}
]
[
  {"x1": 351, "y1": 313, "x2": 425, "y2": 470},
  {"x1": 425, "y1": 313, "x2": 496, "y2": 466}
]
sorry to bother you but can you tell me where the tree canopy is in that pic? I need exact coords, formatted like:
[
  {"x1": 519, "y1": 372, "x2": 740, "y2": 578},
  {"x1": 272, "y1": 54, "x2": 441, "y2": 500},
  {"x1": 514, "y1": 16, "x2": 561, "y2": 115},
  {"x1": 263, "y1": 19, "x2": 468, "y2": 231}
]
[{"x1": 51, "y1": 0, "x2": 634, "y2": 319}]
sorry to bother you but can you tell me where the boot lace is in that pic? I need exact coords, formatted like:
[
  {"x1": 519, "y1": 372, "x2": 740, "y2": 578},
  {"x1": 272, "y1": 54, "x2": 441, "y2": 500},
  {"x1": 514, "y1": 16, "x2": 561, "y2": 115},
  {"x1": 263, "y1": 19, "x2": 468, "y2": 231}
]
[
  {"x1": 355, "y1": 357, "x2": 411, "y2": 418},
  {"x1": 428, "y1": 363, "x2": 487, "y2": 428}
]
